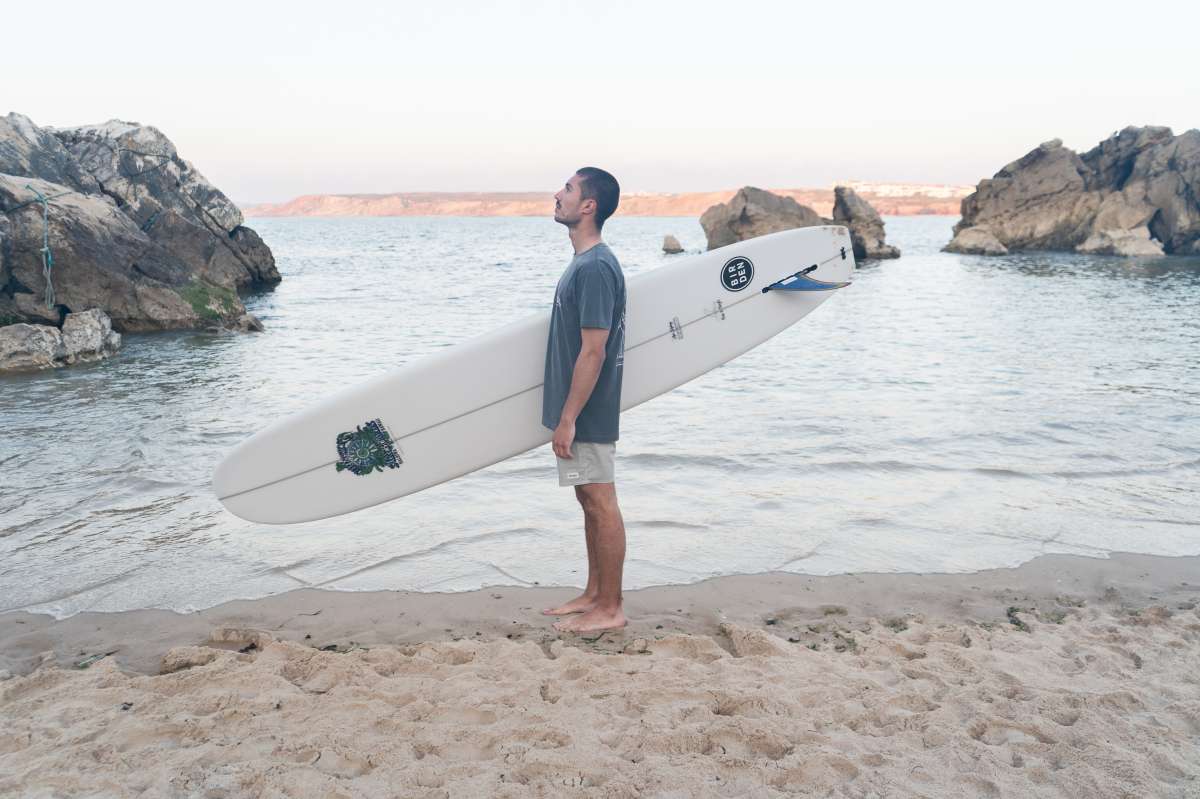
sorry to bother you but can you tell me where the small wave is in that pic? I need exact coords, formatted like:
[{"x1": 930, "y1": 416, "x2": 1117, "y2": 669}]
[
  {"x1": 805, "y1": 459, "x2": 1043, "y2": 481},
  {"x1": 257, "y1": 568, "x2": 310, "y2": 586},
  {"x1": 1112, "y1": 515, "x2": 1200, "y2": 527},
  {"x1": 812, "y1": 459, "x2": 925, "y2": 473},
  {"x1": 621, "y1": 452, "x2": 747, "y2": 470},
  {"x1": 477, "y1": 561, "x2": 537, "y2": 585},
  {"x1": 634, "y1": 519, "x2": 708, "y2": 531},
  {"x1": 849, "y1": 516, "x2": 898, "y2": 527},
  {"x1": 1, "y1": 565, "x2": 141, "y2": 615},
  {"x1": 312, "y1": 526, "x2": 544, "y2": 587},
  {"x1": 968, "y1": 467, "x2": 1040, "y2": 480},
  {"x1": 1049, "y1": 458, "x2": 1200, "y2": 479},
  {"x1": 486, "y1": 464, "x2": 550, "y2": 478},
  {"x1": 774, "y1": 546, "x2": 823, "y2": 568},
  {"x1": 90, "y1": 493, "x2": 190, "y2": 518}
]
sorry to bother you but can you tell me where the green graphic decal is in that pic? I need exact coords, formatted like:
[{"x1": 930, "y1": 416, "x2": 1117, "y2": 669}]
[{"x1": 335, "y1": 418, "x2": 402, "y2": 476}]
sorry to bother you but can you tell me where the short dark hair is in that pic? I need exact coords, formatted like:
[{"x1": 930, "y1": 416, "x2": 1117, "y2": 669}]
[{"x1": 575, "y1": 167, "x2": 620, "y2": 230}]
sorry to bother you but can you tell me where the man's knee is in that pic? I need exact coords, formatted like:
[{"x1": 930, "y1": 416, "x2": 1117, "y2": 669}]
[{"x1": 575, "y1": 482, "x2": 616, "y2": 513}]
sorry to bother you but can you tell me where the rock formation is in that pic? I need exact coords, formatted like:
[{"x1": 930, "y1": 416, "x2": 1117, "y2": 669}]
[
  {"x1": 945, "y1": 227, "x2": 1008, "y2": 256},
  {"x1": 832, "y1": 186, "x2": 900, "y2": 259},
  {"x1": 946, "y1": 126, "x2": 1200, "y2": 256},
  {"x1": 699, "y1": 186, "x2": 899, "y2": 259},
  {"x1": 699, "y1": 187, "x2": 827, "y2": 250},
  {"x1": 0, "y1": 308, "x2": 121, "y2": 371},
  {"x1": 0, "y1": 113, "x2": 279, "y2": 336},
  {"x1": 662, "y1": 234, "x2": 683, "y2": 254}
]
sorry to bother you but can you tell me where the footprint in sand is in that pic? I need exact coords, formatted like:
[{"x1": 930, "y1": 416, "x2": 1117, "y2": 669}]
[
  {"x1": 702, "y1": 727, "x2": 793, "y2": 761},
  {"x1": 959, "y1": 775, "x2": 1001, "y2": 798},
  {"x1": 413, "y1": 739, "x2": 498, "y2": 762},
  {"x1": 647, "y1": 635, "x2": 727, "y2": 663},
  {"x1": 425, "y1": 706, "x2": 497, "y2": 725},
  {"x1": 968, "y1": 718, "x2": 1055, "y2": 746}
]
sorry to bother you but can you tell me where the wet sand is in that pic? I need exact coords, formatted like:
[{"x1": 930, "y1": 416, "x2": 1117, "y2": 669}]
[{"x1": 2, "y1": 551, "x2": 1198, "y2": 797}]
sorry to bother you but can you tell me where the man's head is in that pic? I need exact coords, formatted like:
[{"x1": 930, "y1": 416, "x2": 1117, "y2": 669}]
[{"x1": 554, "y1": 167, "x2": 620, "y2": 232}]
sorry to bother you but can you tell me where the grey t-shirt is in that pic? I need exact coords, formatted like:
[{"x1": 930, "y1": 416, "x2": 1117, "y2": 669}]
[{"x1": 541, "y1": 242, "x2": 626, "y2": 442}]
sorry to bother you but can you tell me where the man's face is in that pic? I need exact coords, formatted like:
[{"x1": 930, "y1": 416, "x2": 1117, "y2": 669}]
[{"x1": 553, "y1": 174, "x2": 592, "y2": 227}]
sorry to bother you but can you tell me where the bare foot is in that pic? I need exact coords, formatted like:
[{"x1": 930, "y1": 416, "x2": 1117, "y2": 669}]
[
  {"x1": 541, "y1": 594, "x2": 598, "y2": 616},
  {"x1": 553, "y1": 606, "x2": 627, "y2": 633}
]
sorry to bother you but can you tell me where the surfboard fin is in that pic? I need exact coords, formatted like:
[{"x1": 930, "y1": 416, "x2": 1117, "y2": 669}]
[{"x1": 761, "y1": 264, "x2": 851, "y2": 294}]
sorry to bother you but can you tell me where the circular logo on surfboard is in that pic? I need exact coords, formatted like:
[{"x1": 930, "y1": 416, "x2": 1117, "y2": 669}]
[{"x1": 720, "y1": 257, "x2": 754, "y2": 292}]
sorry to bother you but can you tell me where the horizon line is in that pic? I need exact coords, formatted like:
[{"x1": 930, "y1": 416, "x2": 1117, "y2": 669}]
[{"x1": 236, "y1": 180, "x2": 978, "y2": 207}]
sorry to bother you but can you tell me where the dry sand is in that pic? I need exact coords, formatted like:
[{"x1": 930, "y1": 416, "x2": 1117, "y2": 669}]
[{"x1": 1, "y1": 551, "x2": 1198, "y2": 798}]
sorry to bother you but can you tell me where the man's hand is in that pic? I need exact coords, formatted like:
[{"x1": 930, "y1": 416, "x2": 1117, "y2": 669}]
[{"x1": 553, "y1": 417, "x2": 576, "y2": 459}]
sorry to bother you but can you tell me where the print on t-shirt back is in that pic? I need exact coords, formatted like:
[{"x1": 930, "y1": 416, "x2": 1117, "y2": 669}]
[{"x1": 614, "y1": 305, "x2": 625, "y2": 368}]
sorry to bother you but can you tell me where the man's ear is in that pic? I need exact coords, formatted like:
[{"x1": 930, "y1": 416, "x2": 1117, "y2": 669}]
[{"x1": 580, "y1": 197, "x2": 597, "y2": 217}]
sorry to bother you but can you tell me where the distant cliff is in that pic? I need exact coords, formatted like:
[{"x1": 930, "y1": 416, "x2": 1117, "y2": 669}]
[{"x1": 241, "y1": 183, "x2": 971, "y2": 218}]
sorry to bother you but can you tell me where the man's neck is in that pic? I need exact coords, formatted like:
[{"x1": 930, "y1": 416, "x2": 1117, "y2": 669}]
[{"x1": 569, "y1": 225, "x2": 603, "y2": 256}]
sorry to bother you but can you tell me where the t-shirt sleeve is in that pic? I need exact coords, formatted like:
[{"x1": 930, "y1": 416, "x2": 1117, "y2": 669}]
[{"x1": 575, "y1": 261, "x2": 617, "y2": 329}]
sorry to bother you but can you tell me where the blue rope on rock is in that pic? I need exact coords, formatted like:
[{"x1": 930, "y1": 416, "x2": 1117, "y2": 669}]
[{"x1": 24, "y1": 184, "x2": 56, "y2": 311}]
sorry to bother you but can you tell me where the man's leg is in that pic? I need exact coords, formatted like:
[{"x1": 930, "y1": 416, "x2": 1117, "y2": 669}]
[
  {"x1": 553, "y1": 482, "x2": 627, "y2": 633},
  {"x1": 581, "y1": 489, "x2": 602, "y2": 595},
  {"x1": 540, "y1": 488, "x2": 601, "y2": 615}
]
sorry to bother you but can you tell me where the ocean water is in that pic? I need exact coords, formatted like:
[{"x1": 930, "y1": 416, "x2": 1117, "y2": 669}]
[{"x1": 2, "y1": 215, "x2": 1198, "y2": 618}]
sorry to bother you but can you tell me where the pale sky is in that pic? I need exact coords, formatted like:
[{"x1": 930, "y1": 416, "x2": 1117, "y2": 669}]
[{"x1": 6, "y1": 0, "x2": 1197, "y2": 203}]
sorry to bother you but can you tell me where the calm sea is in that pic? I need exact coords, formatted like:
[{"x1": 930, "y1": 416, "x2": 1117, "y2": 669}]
[{"x1": 2, "y1": 216, "x2": 1198, "y2": 618}]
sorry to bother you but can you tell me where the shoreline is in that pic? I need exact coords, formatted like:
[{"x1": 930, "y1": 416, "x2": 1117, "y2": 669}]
[{"x1": 3, "y1": 551, "x2": 1195, "y2": 677}]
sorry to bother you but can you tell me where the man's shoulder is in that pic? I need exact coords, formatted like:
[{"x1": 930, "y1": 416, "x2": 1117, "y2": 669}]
[{"x1": 579, "y1": 243, "x2": 622, "y2": 273}]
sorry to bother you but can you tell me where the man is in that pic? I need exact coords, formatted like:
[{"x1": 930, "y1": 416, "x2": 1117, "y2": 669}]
[{"x1": 540, "y1": 167, "x2": 628, "y2": 634}]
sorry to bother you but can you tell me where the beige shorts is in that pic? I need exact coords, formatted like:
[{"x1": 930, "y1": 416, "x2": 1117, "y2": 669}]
[{"x1": 556, "y1": 441, "x2": 616, "y2": 486}]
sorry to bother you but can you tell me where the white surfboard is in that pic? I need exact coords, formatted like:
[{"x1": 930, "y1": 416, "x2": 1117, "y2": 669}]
[{"x1": 214, "y1": 226, "x2": 855, "y2": 523}]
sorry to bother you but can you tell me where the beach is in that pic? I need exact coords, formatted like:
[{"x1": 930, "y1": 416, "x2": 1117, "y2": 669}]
[
  {"x1": 5, "y1": 4, "x2": 1200, "y2": 796},
  {"x1": 2, "y1": 551, "x2": 1197, "y2": 797}
]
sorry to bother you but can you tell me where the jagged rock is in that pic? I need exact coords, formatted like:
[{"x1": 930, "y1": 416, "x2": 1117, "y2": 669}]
[
  {"x1": 1077, "y1": 227, "x2": 1164, "y2": 256},
  {"x1": 0, "y1": 113, "x2": 99, "y2": 192},
  {"x1": 229, "y1": 312, "x2": 265, "y2": 332},
  {"x1": 832, "y1": 186, "x2": 899, "y2": 259},
  {"x1": 0, "y1": 308, "x2": 121, "y2": 372},
  {"x1": 2, "y1": 174, "x2": 207, "y2": 331},
  {"x1": 700, "y1": 186, "x2": 827, "y2": 250},
  {"x1": 61, "y1": 308, "x2": 122, "y2": 358},
  {"x1": 0, "y1": 322, "x2": 63, "y2": 370},
  {"x1": 947, "y1": 127, "x2": 1200, "y2": 256},
  {"x1": 0, "y1": 112, "x2": 278, "y2": 337},
  {"x1": 943, "y1": 227, "x2": 1009, "y2": 255},
  {"x1": 662, "y1": 234, "x2": 683, "y2": 254},
  {"x1": 52, "y1": 120, "x2": 279, "y2": 287}
]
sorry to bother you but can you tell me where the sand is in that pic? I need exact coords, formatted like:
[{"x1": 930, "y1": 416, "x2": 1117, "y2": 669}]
[{"x1": 1, "y1": 551, "x2": 1198, "y2": 798}]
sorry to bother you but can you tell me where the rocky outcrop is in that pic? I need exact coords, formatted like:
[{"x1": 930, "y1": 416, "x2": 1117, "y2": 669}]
[
  {"x1": 0, "y1": 112, "x2": 279, "y2": 335},
  {"x1": 944, "y1": 227, "x2": 1008, "y2": 256},
  {"x1": 0, "y1": 308, "x2": 121, "y2": 371},
  {"x1": 699, "y1": 186, "x2": 899, "y2": 258},
  {"x1": 700, "y1": 186, "x2": 827, "y2": 250},
  {"x1": 832, "y1": 186, "x2": 900, "y2": 259},
  {"x1": 946, "y1": 127, "x2": 1200, "y2": 256},
  {"x1": 662, "y1": 234, "x2": 683, "y2": 254}
]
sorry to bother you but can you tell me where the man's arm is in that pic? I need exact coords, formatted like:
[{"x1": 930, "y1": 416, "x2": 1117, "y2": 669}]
[{"x1": 552, "y1": 327, "x2": 609, "y2": 459}]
